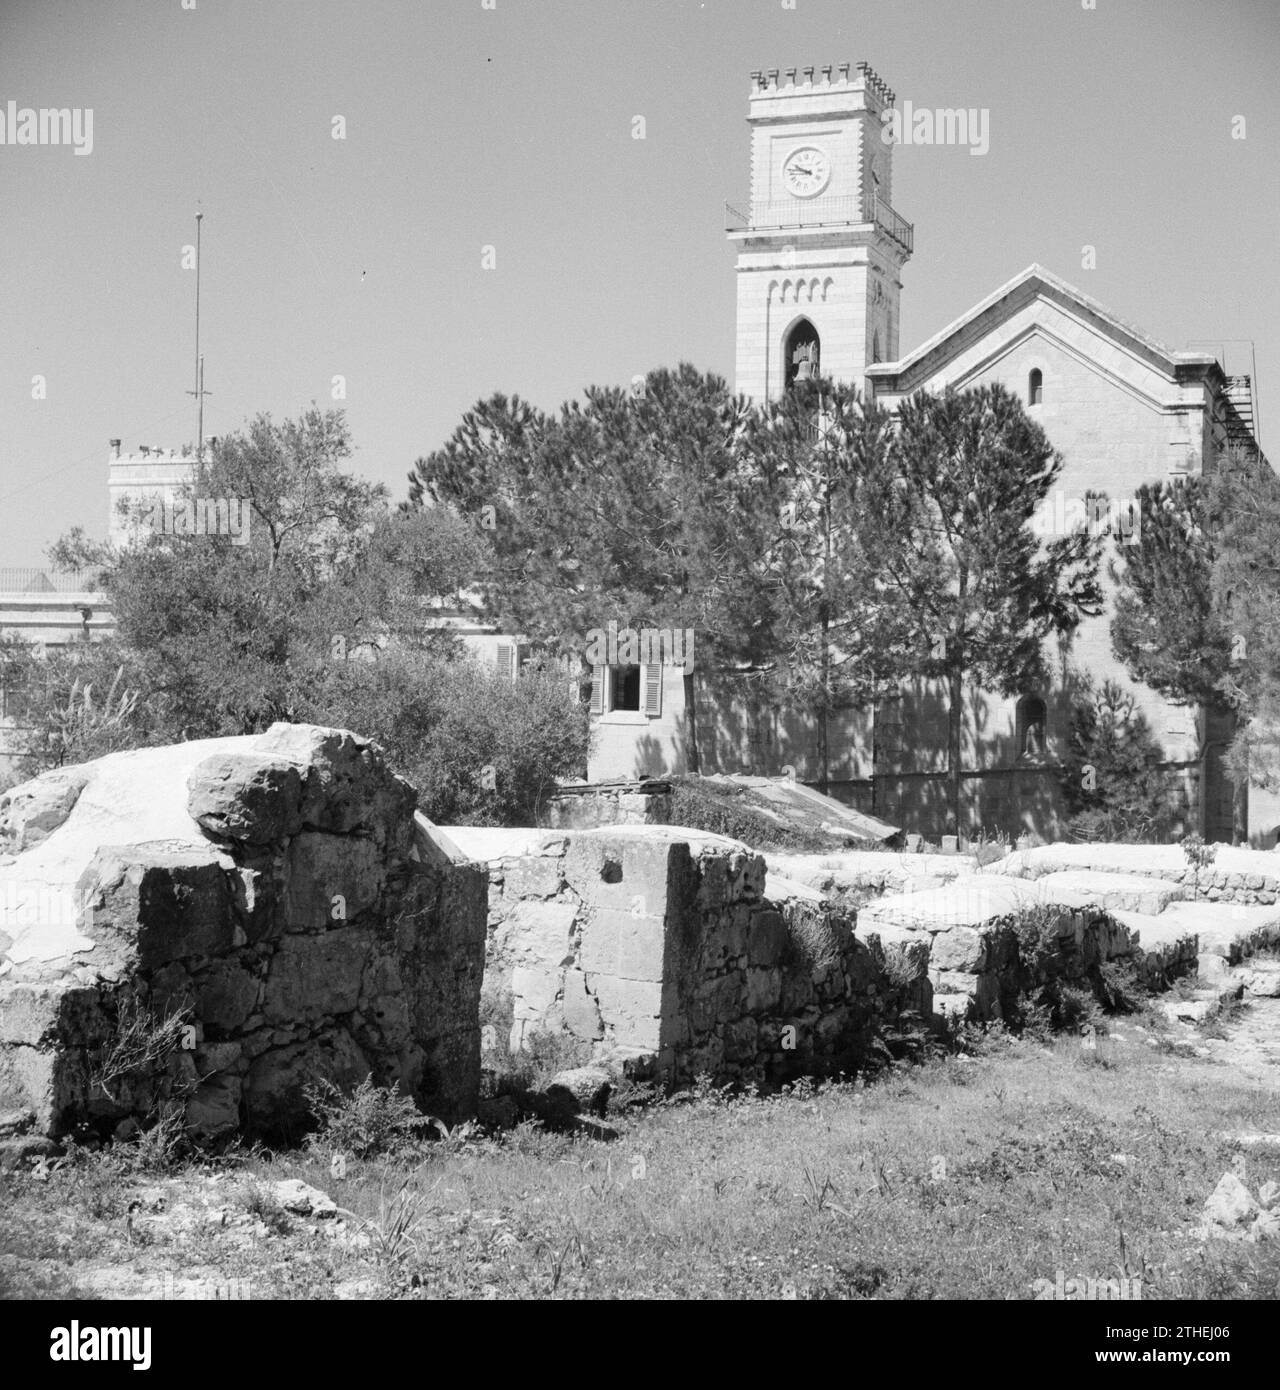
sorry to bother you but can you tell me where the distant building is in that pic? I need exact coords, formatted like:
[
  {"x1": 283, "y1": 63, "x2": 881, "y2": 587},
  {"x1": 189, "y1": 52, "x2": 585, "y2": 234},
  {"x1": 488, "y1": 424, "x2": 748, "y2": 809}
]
[{"x1": 0, "y1": 568, "x2": 107, "y2": 777}]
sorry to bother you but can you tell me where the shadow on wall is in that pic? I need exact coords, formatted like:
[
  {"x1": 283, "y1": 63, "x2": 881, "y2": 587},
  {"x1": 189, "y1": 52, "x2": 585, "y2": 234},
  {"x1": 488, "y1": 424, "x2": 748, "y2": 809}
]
[{"x1": 634, "y1": 663, "x2": 1214, "y2": 844}]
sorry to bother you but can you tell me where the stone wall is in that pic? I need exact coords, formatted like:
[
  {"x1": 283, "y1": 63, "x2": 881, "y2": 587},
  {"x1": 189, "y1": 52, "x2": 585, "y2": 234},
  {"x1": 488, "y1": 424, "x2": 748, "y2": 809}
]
[
  {"x1": 993, "y1": 843, "x2": 1280, "y2": 906},
  {"x1": 539, "y1": 782, "x2": 673, "y2": 831},
  {"x1": 443, "y1": 824, "x2": 930, "y2": 1087},
  {"x1": 859, "y1": 873, "x2": 1197, "y2": 1023},
  {"x1": 0, "y1": 725, "x2": 487, "y2": 1141}
]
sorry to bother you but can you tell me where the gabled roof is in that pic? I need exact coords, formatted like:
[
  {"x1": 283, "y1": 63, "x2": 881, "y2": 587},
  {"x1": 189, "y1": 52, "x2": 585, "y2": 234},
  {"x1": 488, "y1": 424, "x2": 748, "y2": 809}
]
[{"x1": 866, "y1": 263, "x2": 1221, "y2": 396}]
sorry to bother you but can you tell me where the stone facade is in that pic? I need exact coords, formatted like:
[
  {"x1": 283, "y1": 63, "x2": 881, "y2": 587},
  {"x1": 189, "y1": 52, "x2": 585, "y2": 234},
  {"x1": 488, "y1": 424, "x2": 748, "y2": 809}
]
[{"x1": 0, "y1": 724, "x2": 487, "y2": 1141}]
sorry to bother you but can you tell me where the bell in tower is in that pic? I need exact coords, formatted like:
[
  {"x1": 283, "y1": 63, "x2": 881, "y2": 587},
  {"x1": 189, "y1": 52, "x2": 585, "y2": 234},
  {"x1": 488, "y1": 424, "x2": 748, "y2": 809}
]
[{"x1": 785, "y1": 320, "x2": 821, "y2": 388}]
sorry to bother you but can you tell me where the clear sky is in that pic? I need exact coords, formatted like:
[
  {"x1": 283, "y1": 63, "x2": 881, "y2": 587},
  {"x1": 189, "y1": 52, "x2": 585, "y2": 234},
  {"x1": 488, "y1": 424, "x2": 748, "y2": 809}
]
[{"x1": 0, "y1": 0, "x2": 1276, "y2": 567}]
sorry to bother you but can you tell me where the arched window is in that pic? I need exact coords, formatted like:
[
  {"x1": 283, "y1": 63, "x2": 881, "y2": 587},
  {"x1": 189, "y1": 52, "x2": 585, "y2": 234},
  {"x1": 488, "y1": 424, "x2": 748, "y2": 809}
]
[
  {"x1": 1016, "y1": 695, "x2": 1047, "y2": 759},
  {"x1": 1028, "y1": 368, "x2": 1043, "y2": 406},
  {"x1": 784, "y1": 318, "x2": 821, "y2": 389},
  {"x1": 872, "y1": 330, "x2": 882, "y2": 365}
]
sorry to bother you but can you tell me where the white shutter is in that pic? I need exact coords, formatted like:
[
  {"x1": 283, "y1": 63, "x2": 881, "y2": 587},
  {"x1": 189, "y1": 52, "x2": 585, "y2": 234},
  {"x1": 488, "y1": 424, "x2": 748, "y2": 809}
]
[
  {"x1": 496, "y1": 642, "x2": 516, "y2": 682},
  {"x1": 589, "y1": 665, "x2": 605, "y2": 715},
  {"x1": 642, "y1": 663, "x2": 662, "y2": 717}
]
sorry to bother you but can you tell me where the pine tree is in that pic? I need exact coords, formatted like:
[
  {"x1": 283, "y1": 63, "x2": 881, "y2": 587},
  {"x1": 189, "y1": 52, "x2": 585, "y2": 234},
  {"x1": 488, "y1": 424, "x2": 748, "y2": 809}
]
[
  {"x1": 1206, "y1": 443, "x2": 1280, "y2": 797},
  {"x1": 404, "y1": 366, "x2": 778, "y2": 770},
  {"x1": 883, "y1": 384, "x2": 1103, "y2": 834},
  {"x1": 736, "y1": 377, "x2": 915, "y2": 791},
  {"x1": 1060, "y1": 675, "x2": 1177, "y2": 842}
]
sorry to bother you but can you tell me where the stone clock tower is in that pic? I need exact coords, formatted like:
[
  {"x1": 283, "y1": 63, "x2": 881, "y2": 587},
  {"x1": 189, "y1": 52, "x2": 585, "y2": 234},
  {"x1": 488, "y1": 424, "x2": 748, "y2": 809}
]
[{"x1": 727, "y1": 62, "x2": 913, "y2": 401}]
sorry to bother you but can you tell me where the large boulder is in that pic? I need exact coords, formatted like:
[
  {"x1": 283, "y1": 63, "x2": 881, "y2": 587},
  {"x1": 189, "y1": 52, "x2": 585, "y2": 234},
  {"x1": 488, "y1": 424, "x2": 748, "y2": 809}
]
[{"x1": 0, "y1": 724, "x2": 487, "y2": 1141}]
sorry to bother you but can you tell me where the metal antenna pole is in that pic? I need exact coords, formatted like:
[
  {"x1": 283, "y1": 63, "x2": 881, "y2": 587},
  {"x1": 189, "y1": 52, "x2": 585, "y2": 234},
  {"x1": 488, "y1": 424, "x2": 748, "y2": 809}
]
[{"x1": 186, "y1": 211, "x2": 211, "y2": 462}]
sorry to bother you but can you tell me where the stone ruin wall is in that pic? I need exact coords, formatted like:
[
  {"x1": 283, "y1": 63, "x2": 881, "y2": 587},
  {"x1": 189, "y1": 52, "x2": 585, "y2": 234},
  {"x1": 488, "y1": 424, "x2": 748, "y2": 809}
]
[
  {"x1": 0, "y1": 725, "x2": 486, "y2": 1143},
  {"x1": 479, "y1": 833, "x2": 1218, "y2": 1065},
  {"x1": 538, "y1": 783, "x2": 673, "y2": 831},
  {"x1": 471, "y1": 826, "x2": 932, "y2": 1085},
  {"x1": 8, "y1": 722, "x2": 1277, "y2": 1152}
]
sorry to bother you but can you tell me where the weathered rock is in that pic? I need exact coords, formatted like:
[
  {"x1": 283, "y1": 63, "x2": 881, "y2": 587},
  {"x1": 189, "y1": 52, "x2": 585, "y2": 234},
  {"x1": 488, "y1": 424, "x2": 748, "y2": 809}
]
[
  {"x1": 196, "y1": 960, "x2": 260, "y2": 1033},
  {"x1": 0, "y1": 725, "x2": 486, "y2": 1140},
  {"x1": 1244, "y1": 964, "x2": 1280, "y2": 997},
  {"x1": 1163, "y1": 998, "x2": 1214, "y2": 1025},
  {"x1": 1198, "y1": 951, "x2": 1232, "y2": 983},
  {"x1": 1250, "y1": 1209, "x2": 1280, "y2": 1241},
  {"x1": 1201, "y1": 1171, "x2": 1258, "y2": 1234},
  {"x1": 257, "y1": 724, "x2": 416, "y2": 845},
  {"x1": 187, "y1": 753, "x2": 304, "y2": 844},
  {"x1": 0, "y1": 1133, "x2": 60, "y2": 1170},
  {"x1": 261, "y1": 930, "x2": 371, "y2": 1024},
  {"x1": 0, "y1": 1105, "x2": 34, "y2": 1136},
  {"x1": 185, "y1": 1074, "x2": 242, "y2": 1138},
  {"x1": 272, "y1": 1178, "x2": 337, "y2": 1218},
  {"x1": 245, "y1": 1031, "x2": 370, "y2": 1137},
  {"x1": 546, "y1": 1066, "x2": 611, "y2": 1115},
  {"x1": 0, "y1": 770, "x2": 89, "y2": 853}
]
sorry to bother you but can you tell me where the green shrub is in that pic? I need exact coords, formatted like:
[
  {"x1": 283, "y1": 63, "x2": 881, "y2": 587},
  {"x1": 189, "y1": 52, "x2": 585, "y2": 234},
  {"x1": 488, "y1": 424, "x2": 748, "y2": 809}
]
[
  {"x1": 310, "y1": 651, "x2": 588, "y2": 826},
  {"x1": 303, "y1": 1075, "x2": 432, "y2": 1159},
  {"x1": 1009, "y1": 904, "x2": 1067, "y2": 976},
  {"x1": 1095, "y1": 959, "x2": 1147, "y2": 1014}
]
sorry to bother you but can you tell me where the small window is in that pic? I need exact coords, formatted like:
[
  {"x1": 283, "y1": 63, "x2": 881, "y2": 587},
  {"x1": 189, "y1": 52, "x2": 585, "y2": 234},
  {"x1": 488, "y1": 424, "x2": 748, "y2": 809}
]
[
  {"x1": 872, "y1": 330, "x2": 882, "y2": 365},
  {"x1": 1028, "y1": 368, "x2": 1043, "y2": 406},
  {"x1": 1016, "y1": 695, "x2": 1047, "y2": 759},
  {"x1": 609, "y1": 664, "x2": 641, "y2": 712}
]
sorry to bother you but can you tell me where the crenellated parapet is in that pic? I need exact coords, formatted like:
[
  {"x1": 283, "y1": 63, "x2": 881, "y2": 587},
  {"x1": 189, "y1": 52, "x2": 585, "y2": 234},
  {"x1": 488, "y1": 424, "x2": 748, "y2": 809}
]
[{"x1": 749, "y1": 60, "x2": 894, "y2": 108}]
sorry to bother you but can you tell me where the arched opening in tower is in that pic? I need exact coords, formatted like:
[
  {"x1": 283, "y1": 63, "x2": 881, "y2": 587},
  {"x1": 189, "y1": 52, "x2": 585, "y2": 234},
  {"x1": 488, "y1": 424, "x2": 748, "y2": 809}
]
[{"x1": 784, "y1": 319, "x2": 821, "y2": 389}]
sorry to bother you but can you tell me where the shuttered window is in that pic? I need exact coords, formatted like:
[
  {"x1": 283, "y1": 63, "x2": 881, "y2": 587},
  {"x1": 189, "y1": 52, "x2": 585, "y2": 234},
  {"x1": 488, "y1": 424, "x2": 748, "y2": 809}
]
[{"x1": 642, "y1": 663, "x2": 662, "y2": 716}]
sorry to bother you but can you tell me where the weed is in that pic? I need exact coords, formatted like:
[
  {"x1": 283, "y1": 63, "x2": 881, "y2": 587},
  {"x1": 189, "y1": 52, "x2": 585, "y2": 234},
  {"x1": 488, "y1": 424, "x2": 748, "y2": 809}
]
[
  {"x1": 358, "y1": 1175, "x2": 429, "y2": 1271},
  {"x1": 242, "y1": 1177, "x2": 293, "y2": 1236},
  {"x1": 303, "y1": 1075, "x2": 433, "y2": 1160},
  {"x1": 87, "y1": 993, "x2": 194, "y2": 1106}
]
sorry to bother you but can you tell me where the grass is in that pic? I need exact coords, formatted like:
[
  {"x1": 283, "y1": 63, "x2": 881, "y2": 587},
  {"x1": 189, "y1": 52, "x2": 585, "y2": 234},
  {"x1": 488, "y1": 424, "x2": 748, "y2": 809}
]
[{"x1": 2, "y1": 1018, "x2": 1278, "y2": 1300}]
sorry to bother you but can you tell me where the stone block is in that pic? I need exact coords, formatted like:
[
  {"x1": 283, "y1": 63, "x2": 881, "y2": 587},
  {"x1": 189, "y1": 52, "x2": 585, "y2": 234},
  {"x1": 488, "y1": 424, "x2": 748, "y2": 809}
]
[
  {"x1": 261, "y1": 930, "x2": 372, "y2": 1024},
  {"x1": 0, "y1": 769, "x2": 89, "y2": 853},
  {"x1": 85, "y1": 847, "x2": 237, "y2": 968},
  {"x1": 187, "y1": 752, "x2": 304, "y2": 844},
  {"x1": 245, "y1": 1030, "x2": 370, "y2": 1137},
  {"x1": 498, "y1": 900, "x2": 578, "y2": 969},
  {"x1": 195, "y1": 960, "x2": 260, "y2": 1033},
  {"x1": 560, "y1": 969, "x2": 604, "y2": 1041},
  {"x1": 281, "y1": 833, "x2": 384, "y2": 931},
  {"x1": 564, "y1": 833, "x2": 677, "y2": 920},
  {"x1": 579, "y1": 907, "x2": 666, "y2": 981},
  {"x1": 930, "y1": 926, "x2": 987, "y2": 973},
  {"x1": 745, "y1": 966, "x2": 782, "y2": 1012},
  {"x1": 723, "y1": 1016, "x2": 759, "y2": 1061},
  {"x1": 258, "y1": 723, "x2": 418, "y2": 842},
  {"x1": 185, "y1": 1073, "x2": 242, "y2": 1138},
  {"x1": 588, "y1": 975, "x2": 663, "y2": 1050},
  {"x1": 511, "y1": 963, "x2": 563, "y2": 1019},
  {"x1": 747, "y1": 909, "x2": 788, "y2": 966},
  {"x1": 503, "y1": 856, "x2": 564, "y2": 900}
]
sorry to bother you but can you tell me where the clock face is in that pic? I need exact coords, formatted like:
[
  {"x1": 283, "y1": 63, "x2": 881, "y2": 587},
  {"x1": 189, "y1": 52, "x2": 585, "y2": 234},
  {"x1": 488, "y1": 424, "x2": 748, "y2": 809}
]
[{"x1": 782, "y1": 146, "x2": 831, "y2": 198}]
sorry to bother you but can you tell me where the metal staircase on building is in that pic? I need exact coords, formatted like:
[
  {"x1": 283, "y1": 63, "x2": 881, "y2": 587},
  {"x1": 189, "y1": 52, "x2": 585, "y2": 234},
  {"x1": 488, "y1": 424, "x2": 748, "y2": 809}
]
[{"x1": 1223, "y1": 376, "x2": 1258, "y2": 446}]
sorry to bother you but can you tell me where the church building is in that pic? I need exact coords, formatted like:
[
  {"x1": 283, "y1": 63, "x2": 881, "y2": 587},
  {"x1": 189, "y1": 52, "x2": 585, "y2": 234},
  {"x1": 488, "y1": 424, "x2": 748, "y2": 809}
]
[{"x1": 588, "y1": 62, "x2": 1269, "y2": 846}]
